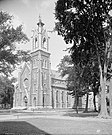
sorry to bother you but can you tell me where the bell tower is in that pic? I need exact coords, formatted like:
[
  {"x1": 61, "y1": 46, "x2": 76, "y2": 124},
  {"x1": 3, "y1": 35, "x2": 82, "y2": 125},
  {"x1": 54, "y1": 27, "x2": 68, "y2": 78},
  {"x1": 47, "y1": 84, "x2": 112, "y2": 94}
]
[
  {"x1": 31, "y1": 16, "x2": 49, "y2": 52},
  {"x1": 30, "y1": 16, "x2": 52, "y2": 108}
]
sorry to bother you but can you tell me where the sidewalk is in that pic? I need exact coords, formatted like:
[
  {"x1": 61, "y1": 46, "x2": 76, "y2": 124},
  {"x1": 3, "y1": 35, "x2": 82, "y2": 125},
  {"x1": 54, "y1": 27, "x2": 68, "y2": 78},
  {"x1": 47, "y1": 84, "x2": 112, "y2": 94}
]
[{"x1": 0, "y1": 111, "x2": 112, "y2": 122}]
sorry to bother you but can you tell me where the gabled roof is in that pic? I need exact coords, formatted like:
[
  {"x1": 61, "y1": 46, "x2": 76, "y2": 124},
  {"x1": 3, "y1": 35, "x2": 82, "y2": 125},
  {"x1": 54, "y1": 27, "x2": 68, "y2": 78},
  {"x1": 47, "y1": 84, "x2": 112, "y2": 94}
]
[{"x1": 20, "y1": 62, "x2": 30, "y2": 76}]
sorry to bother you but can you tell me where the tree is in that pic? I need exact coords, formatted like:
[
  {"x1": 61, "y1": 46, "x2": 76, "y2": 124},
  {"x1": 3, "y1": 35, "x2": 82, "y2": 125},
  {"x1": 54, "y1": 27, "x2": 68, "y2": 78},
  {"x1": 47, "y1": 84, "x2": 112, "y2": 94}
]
[
  {"x1": 17, "y1": 50, "x2": 30, "y2": 63},
  {"x1": 55, "y1": 0, "x2": 112, "y2": 118},
  {"x1": 58, "y1": 55, "x2": 82, "y2": 113},
  {"x1": 0, "y1": 76, "x2": 15, "y2": 108},
  {"x1": 58, "y1": 55, "x2": 98, "y2": 113},
  {"x1": 0, "y1": 11, "x2": 29, "y2": 76}
]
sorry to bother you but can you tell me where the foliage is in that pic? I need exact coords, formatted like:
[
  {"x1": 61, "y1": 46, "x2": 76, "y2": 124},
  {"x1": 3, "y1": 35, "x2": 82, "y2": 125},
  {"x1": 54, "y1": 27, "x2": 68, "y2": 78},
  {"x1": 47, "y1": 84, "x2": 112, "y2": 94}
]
[
  {"x1": 58, "y1": 54, "x2": 100, "y2": 112},
  {"x1": 55, "y1": 0, "x2": 112, "y2": 117},
  {"x1": 0, "y1": 75, "x2": 15, "y2": 108},
  {"x1": 58, "y1": 55, "x2": 99, "y2": 97},
  {"x1": 0, "y1": 11, "x2": 29, "y2": 76},
  {"x1": 17, "y1": 50, "x2": 31, "y2": 63}
]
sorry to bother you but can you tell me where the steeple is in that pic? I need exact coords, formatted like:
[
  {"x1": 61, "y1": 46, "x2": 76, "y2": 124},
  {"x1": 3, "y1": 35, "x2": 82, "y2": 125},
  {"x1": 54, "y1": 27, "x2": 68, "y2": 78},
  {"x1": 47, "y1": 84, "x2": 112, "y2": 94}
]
[
  {"x1": 37, "y1": 15, "x2": 44, "y2": 27},
  {"x1": 31, "y1": 15, "x2": 49, "y2": 52}
]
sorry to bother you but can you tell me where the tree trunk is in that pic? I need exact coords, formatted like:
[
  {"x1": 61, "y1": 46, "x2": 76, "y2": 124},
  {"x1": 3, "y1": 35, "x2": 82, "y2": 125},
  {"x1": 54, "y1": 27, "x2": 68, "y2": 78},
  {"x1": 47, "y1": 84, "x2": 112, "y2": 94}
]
[
  {"x1": 84, "y1": 93, "x2": 89, "y2": 113},
  {"x1": 109, "y1": 76, "x2": 112, "y2": 117},
  {"x1": 93, "y1": 92, "x2": 97, "y2": 112},
  {"x1": 72, "y1": 95, "x2": 79, "y2": 114},
  {"x1": 75, "y1": 96, "x2": 79, "y2": 114},
  {"x1": 4, "y1": 103, "x2": 6, "y2": 109},
  {"x1": 95, "y1": 39, "x2": 110, "y2": 118},
  {"x1": 98, "y1": 64, "x2": 109, "y2": 118}
]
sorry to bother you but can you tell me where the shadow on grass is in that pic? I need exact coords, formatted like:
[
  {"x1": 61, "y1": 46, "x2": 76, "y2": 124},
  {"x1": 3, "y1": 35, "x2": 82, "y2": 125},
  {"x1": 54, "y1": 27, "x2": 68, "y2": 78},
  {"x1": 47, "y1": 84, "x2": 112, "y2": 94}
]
[
  {"x1": 63, "y1": 111, "x2": 98, "y2": 118},
  {"x1": 0, "y1": 121, "x2": 51, "y2": 135}
]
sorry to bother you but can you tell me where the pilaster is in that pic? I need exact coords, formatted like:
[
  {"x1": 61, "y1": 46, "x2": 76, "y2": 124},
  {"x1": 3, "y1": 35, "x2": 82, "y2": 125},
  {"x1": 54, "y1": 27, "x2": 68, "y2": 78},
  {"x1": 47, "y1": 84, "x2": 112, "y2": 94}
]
[
  {"x1": 59, "y1": 90, "x2": 62, "y2": 108},
  {"x1": 53, "y1": 89, "x2": 56, "y2": 108}
]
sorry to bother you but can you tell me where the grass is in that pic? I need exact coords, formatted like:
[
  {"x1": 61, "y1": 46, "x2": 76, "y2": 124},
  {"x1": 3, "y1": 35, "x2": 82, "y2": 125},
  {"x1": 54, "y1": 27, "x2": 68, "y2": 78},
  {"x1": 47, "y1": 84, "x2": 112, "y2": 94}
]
[
  {"x1": 64, "y1": 110, "x2": 99, "y2": 118},
  {"x1": 0, "y1": 121, "x2": 50, "y2": 135}
]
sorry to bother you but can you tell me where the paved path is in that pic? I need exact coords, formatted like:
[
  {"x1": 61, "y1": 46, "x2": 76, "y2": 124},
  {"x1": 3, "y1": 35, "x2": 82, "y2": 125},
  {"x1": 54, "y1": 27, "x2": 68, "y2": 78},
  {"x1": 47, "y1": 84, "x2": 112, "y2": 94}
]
[{"x1": 0, "y1": 110, "x2": 111, "y2": 122}]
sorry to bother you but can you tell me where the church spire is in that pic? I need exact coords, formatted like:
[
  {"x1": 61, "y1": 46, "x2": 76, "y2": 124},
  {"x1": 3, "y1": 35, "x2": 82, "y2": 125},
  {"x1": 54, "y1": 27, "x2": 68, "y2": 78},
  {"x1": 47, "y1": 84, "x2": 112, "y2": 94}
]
[
  {"x1": 37, "y1": 15, "x2": 44, "y2": 27},
  {"x1": 31, "y1": 15, "x2": 49, "y2": 52}
]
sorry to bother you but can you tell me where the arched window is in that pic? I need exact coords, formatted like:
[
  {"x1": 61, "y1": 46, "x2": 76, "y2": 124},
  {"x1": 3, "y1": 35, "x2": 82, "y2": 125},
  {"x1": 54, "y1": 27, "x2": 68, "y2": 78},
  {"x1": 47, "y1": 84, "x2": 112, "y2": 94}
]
[
  {"x1": 33, "y1": 97, "x2": 36, "y2": 107},
  {"x1": 23, "y1": 96, "x2": 28, "y2": 107},
  {"x1": 24, "y1": 78, "x2": 29, "y2": 88}
]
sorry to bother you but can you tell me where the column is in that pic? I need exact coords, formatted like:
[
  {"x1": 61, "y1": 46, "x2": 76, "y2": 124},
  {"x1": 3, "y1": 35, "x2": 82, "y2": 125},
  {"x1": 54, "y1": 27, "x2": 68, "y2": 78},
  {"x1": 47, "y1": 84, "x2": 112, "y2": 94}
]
[
  {"x1": 37, "y1": 69, "x2": 43, "y2": 108},
  {"x1": 13, "y1": 92, "x2": 16, "y2": 108},
  {"x1": 53, "y1": 89, "x2": 56, "y2": 108},
  {"x1": 59, "y1": 91, "x2": 62, "y2": 108},
  {"x1": 37, "y1": 51, "x2": 43, "y2": 108},
  {"x1": 70, "y1": 96, "x2": 74, "y2": 108},
  {"x1": 47, "y1": 61, "x2": 52, "y2": 108},
  {"x1": 29, "y1": 60, "x2": 33, "y2": 107},
  {"x1": 64, "y1": 91, "x2": 67, "y2": 108},
  {"x1": 68, "y1": 94, "x2": 71, "y2": 108}
]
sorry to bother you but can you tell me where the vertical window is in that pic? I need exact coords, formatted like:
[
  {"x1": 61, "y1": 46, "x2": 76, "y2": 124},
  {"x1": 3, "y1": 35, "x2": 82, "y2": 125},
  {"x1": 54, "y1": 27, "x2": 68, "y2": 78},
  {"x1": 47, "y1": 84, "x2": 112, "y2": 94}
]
[
  {"x1": 42, "y1": 59, "x2": 44, "y2": 68},
  {"x1": 33, "y1": 83, "x2": 36, "y2": 93},
  {"x1": 67, "y1": 92, "x2": 69, "y2": 107},
  {"x1": 44, "y1": 72, "x2": 47, "y2": 80},
  {"x1": 56, "y1": 91, "x2": 58, "y2": 103},
  {"x1": 62, "y1": 91, "x2": 64, "y2": 103},
  {"x1": 33, "y1": 70, "x2": 37, "y2": 81},
  {"x1": 106, "y1": 85, "x2": 109, "y2": 93},
  {"x1": 42, "y1": 59, "x2": 48, "y2": 68},
  {"x1": 45, "y1": 60, "x2": 47, "y2": 68},
  {"x1": 33, "y1": 97, "x2": 36, "y2": 107},
  {"x1": 67, "y1": 92, "x2": 69, "y2": 103}
]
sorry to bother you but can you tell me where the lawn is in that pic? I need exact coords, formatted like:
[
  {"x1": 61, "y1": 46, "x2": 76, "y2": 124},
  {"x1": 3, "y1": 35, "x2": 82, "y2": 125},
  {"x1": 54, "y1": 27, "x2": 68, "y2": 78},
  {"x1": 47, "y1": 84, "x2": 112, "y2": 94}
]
[
  {"x1": 0, "y1": 121, "x2": 50, "y2": 135},
  {"x1": 64, "y1": 110, "x2": 99, "y2": 118},
  {"x1": 0, "y1": 109, "x2": 112, "y2": 135}
]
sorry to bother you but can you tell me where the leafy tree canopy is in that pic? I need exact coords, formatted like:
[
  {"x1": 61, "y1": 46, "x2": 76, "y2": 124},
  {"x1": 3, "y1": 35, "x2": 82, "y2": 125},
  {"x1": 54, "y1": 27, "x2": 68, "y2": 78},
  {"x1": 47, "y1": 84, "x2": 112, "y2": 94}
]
[
  {"x1": 0, "y1": 75, "x2": 15, "y2": 107},
  {"x1": 55, "y1": 0, "x2": 112, "y2": 68},
  {"x1": 58, "y1": 55, "x2": 99, "y2": 96},
  {"x1": 55, "y1": 0, "x2": 112, "y2": 118},
  {"x1": 0, "y1": 11, "x2": 29, "y2": 76}
]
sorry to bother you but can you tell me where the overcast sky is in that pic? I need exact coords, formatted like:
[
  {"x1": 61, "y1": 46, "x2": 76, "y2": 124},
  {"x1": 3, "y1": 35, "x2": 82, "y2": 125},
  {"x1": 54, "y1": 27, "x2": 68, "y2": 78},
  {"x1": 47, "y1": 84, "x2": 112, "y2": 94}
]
[{"x1": 0, "y1": 0, "x2": 71, "y2": 72}]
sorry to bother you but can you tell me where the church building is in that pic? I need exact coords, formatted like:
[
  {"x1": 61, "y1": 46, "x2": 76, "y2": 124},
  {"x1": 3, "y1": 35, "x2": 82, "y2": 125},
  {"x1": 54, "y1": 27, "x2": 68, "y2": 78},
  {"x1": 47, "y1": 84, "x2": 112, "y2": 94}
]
[{"x1": 13, "y1": 17, "x2": 74, "y2": 109}]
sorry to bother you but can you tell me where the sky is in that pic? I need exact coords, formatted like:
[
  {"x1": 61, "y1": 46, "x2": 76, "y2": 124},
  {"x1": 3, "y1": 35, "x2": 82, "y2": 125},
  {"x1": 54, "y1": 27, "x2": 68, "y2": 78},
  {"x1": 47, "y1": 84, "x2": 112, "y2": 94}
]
[{"x1": 0, "y1": 0, "x2": 71, "y2": 74}]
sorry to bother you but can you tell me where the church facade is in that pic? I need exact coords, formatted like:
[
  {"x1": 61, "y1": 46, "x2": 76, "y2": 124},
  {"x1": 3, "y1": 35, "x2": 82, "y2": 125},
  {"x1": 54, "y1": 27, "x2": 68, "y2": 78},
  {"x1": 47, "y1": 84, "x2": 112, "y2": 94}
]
[{"x1": 13, "y1": 17, "x2": 74, "y2": 109}]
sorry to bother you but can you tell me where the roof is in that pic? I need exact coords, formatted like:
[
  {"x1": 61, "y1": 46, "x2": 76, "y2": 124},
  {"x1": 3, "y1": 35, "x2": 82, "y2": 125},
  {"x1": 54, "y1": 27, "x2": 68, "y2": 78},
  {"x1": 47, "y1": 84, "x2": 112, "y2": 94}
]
[
  {"x1": 51, "y1": 70, "x2": 67, "y2": 80},
  {"x1": 51, "y1": 70, "x2": 67, "y2": 89}
]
